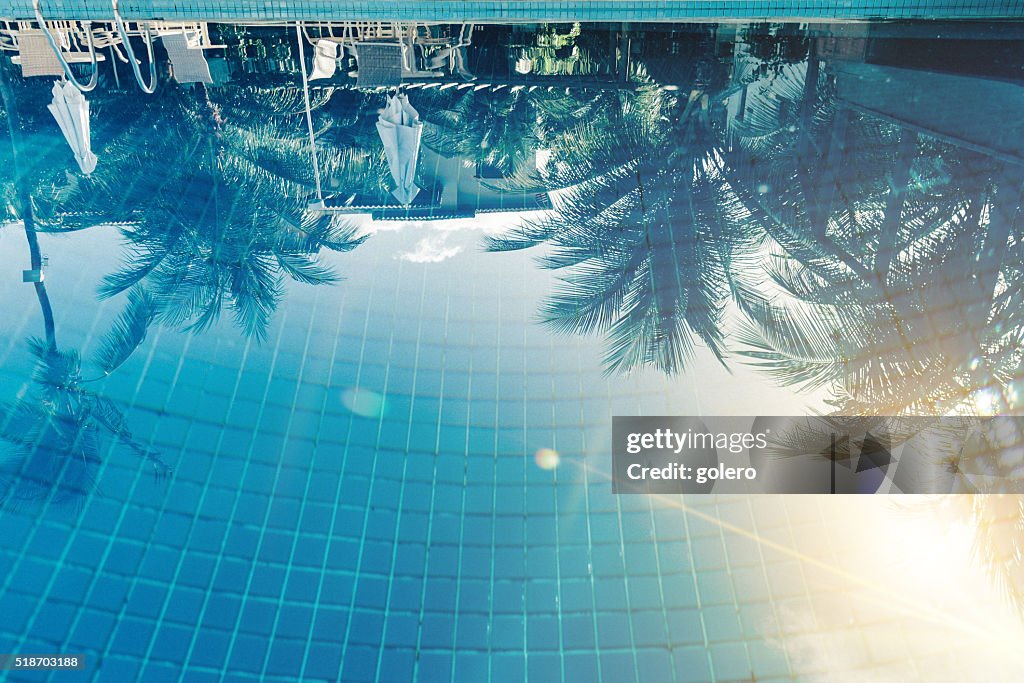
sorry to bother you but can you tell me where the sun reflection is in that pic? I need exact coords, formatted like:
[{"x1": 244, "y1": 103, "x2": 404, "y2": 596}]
[
  {"x1": 534, "y1": 448, "x2": 560, "y2": 470},
  {"x1": 569, "y1": 454, "x2": 1024, "y2": 676},
  {"x1": 973, "y1": 386, "x2": 1003, "y2": 415},
  {"x1": 1006, "y1": 381, "x2": 1024, "y2": 411},
  {"x1": 341, "y1": 387, "x2": 387, "y2": 418}
]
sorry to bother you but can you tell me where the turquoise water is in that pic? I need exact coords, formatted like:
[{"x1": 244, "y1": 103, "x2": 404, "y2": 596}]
[
  {"x1": 0, "y1": 220, "x2": 808, "y2": 682},
  {"x1": 1, "y1": 19, "x2": 1024, "y2": 683}
]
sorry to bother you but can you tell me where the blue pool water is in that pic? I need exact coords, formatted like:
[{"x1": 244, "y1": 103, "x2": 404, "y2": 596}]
[
  {"x1": 2, "y1": 18, "x2": 1024, "y2": 683},
  {"x1": 0, "y1": 199, "x2": 826, "y2": 681}
]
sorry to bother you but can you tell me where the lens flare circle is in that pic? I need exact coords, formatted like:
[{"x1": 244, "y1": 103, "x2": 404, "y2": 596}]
[
  {"x1": 534, "y1": 448, "x2": 560, "y2": 470},
  {"x1": 341, "y1": 387, "x2": 387, "y2": 418}
]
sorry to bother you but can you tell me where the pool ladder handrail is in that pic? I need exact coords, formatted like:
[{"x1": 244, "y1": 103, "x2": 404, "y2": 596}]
[
  {"x1": 31, "y1": 0, "x2": 98, "y2": 92},
  {"x1": 111, "y1": 0, "x2": 157, "y2": 94}
]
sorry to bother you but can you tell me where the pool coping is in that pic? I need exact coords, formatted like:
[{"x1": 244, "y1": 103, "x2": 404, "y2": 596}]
[{"x1": 3, "y1": 0, "x2": 1024, "y2": 22}]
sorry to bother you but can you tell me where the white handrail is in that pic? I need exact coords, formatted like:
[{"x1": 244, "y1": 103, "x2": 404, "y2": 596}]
[
  {"x1": 111, "y1": 0, "x2": 156, "y2": 93},
  {"x1": 31, "y1": 0, "x2": 98, "y2": 92},
  {"x1": 296, "y1": 23, "x2": 324, "y2": 203}
]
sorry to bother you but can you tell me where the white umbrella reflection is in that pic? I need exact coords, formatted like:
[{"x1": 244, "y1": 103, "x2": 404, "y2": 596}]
[
  {"x1": 309, "y1": 39, "x2": 339, "y2": 80},
  {"x1": 47, "y1": 80, "x2": 97, "y2": 175},
  {"x1": 376, "y1": 93, "x2": 422, "y2": 205}
]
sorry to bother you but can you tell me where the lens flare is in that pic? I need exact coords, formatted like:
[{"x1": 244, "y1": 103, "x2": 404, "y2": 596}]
[
  {"x1": 1006, "y1": 380, "x2": 1024, "y2": 410},
  {"x1": 341, "y1": 387, "x2": 386, "y2": 418},
  {"x1": 972, "y1": 387, "x2": 1001, "y2": 415},
  {"x1": 534, "y1": 448, "x2": 560, "y2": 470}
]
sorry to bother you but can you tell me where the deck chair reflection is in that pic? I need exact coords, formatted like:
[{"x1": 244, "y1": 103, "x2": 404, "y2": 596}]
[
  {"x1": 153, "y1": 22, "x2": 226, "y2": 85},
  {"x1": 2, "y1": 20, "x2": 105, "y2": 85}
]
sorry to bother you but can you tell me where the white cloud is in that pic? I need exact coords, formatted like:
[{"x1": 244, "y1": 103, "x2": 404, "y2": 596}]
[
  {"x1": 398, "y1": 235, "x2": 463, "y2": 263},
  {"x1": 359, "y1": 211, "x2": 550, "y2": 237},
  {"x1": 351, "y1": 210, "x2": 554, "y2": 264}
]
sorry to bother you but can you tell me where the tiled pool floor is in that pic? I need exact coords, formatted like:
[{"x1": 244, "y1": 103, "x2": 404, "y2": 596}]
[
  {"x1": 0, "y1": 226, "x2": 1020, "y2": 682},
  {"x1": 1, "y1": 17, "x2": 1024, "y2": 683}
]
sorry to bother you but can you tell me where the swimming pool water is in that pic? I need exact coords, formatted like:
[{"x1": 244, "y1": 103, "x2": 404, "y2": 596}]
[
  {"x1": 0, "y1": 217, "x2": 814, "y2": 681},
  {"x1": 1, "y1": 18, "x2": 1024, "y2": 683}
]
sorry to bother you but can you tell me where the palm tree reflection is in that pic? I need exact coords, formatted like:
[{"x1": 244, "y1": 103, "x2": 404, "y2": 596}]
[
  {"x1": 0, "y1": 333, "x2": 171, "y2": 510},
  {"x1": 970, "y1": 494, "x2": 1024, "y2": 615},
  {"x1": 43, "y1": 83, "x2": 367, "y2": 341},
  {"x1": 727, "y1": 48, "x2": 1024, "y2": 615},
  {"x1": 421, "y1": 87, "x2": 542, "y2": 179},
  {"x1": 1, "y1": 64, "x2": 168, "y2": 509},
  {"x1": 484, "y1": 37, "x2": 759, "y2": 374},
  {"x1": 731, "y1": 66, "x2": 1021, "y2": 416},
  {"x1": 476, "y1": 32, "x2": 1024, "y2": 612}
]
